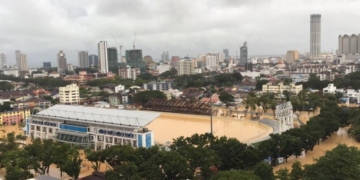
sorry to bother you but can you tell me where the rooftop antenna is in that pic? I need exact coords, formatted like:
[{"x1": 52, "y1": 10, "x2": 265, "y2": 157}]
[{"x1": 110, "y1": 33, "x2": 123, "y2": 63}]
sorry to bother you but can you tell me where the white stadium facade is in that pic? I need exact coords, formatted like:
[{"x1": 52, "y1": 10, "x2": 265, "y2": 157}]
[{"x1": 25, "y1": 105, "x2": 160, "y2": 150}]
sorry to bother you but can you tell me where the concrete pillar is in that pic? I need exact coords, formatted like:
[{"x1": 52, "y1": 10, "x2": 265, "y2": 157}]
[{"x1": 94, "y1": 134, "x2": 98, "y2": 151}]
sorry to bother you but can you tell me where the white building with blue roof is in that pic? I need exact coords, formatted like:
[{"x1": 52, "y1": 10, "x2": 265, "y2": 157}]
[{"x1": 25, "y1": 105, "x2": 160, "y2": 150}]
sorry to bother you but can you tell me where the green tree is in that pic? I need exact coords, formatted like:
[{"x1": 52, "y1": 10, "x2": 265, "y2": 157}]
[
  {"x1": 105, "y1": 162, "x2": 141, "y2": 180},
  {"x1": 0, "y1": 81, "x2": 14, "y2": 91},
  {"x1": 63, "y1": 154, "x2": 83, "y2": 180},
  {"x1": 133, "y1": 90, "x2": 167, "y2": 104},
  {"x1": 159, "y1": 68, "x2": 177, "y2": 79},
  {"x1": 259, "y1": 93, "x2": 274, "y2": 113},
  {"x1": 24, "y1": 138, "x2": 56, "y2": 175},
  {"x1": 253, "y1": 162, "x2": 275, "y2": 180},
  {"x1": 303, "y1": 144, "x2": 360, "y2": 180},
  {"x1": 5, "y1": 165, "x2": 34, "y2": 180},
  {"x1": 256, "y1": 80, "x2": 269, "y2": 90},
  {"x1": 53, "y1": 142, "x2": 75, "y2": 178},
  {"x1": 275, "y1": 168, "x2": 290, "y2": 180},
  {"x1": 218, "y1": 91, "x2": 235, "y2": 107},
  {"x1": 85, "y1": 149, "x2": 106, "y2": 172},
  {"x1": 289, "y1": 161, "x2": 303, "y2": 180},
  {"x1": 210, "y1": 170, "x2": 261, "y2": 180}
]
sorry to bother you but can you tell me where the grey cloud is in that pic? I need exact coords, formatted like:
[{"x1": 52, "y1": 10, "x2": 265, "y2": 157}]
[{"x1": 0, "y1": 0, "x2": 359, "y2": 67}]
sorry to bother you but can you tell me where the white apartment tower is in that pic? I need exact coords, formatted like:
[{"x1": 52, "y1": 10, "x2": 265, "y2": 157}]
[
  {"x1": 20, "y1": 53, "x2": 28, "y2": 71},
  {"x1": 205, "y1": 55, "x2": 218, "y2": 71},
  {"x1": 176, "y1": 59, "x2": 196, "y2": 75},
  {"x1": 78, "y1": 51, "x2": 89, "y2": 68},
  {"x1": 310, "y1": 14, "x2": 321, "y2": 59},
  {"x1": 59, "y1": 83, "x2": 80, "y2": 105},
  {"x1": 119, "y1": 65, "x2": 138, "y2": 80},
  {"x1": 98, "y1": 41, "x2": 108, "y2": 73}
]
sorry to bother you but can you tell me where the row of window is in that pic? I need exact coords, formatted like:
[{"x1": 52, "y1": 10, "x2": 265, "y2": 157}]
[
  {"x1": 98, "y1": 129, "x2": 135, "y2": 138},
  {"x1": 32, "y1": 120, "x2": 57, "y2": 127}
]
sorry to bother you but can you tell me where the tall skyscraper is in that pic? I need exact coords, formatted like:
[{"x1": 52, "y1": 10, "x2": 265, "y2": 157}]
[
  {"x1": 98, "y1": 41, "x2": 108, "y2": 73},
  {"x1": 43, "y1": 62, "x2": 51, "y2": 69},
  {"x1": 240, "y1": 42, "x2": 248, "y2": 65},
  {"x1": 0, "y1": 52, "x2": 6, "y2": 69},
  {"x1": 161, "y1": 51, "x2": 169, "y2": 62},
  {"x1": 15, "y1": 50, "x2": 21, "y2": 70},
  {"x1": 20, "y1": 53, "x2": 28, "y2": 71},
  {"x1": 126, "y1": 49, "x2": 145, "y2": 70},
  {"x1": 78, "y1": 51, "x2": 89, "y2": 68},
  {"x1": 310, "y1": 14, "x2": 321, "y2": 59},
  {"x1": 89, "y1": 55, "x2": 99, "y2": 66},
  {"x1": 57, "y1": 50, "x2": 67, "y2": 73},
  {"x1": 223, "y1": 49, "x2": 229, "y2": 58},
  {"x1": 107, "y1": 47, "x2": 118, "y2": 73}
]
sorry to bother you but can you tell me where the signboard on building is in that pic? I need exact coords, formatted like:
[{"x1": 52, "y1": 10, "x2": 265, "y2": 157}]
[{"x1": 275, "y1": 102, "x2": 293, "y2": 119}]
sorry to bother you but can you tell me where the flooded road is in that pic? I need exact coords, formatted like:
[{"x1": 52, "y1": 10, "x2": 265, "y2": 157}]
[
  {"x1": 146, "y1": 112, "x2": 273, "y2": 145},
  {"x1": 273, "y1": 127, "x2": 358, "y2": 172}
]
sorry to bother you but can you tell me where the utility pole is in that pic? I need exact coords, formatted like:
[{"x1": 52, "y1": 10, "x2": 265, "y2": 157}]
[{"x1": 209, "y1": 82, "x2": 213, "y2": 134}]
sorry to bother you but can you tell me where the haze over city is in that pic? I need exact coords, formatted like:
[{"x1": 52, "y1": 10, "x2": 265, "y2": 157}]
[{"x1": 1, "y1": 0, "x2": 360, "y2": 67}]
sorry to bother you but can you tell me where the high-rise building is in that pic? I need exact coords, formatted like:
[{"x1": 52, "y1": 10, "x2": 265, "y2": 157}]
[
  {"x1": 107, "y1": 47, "x2": 118, "y2": 73},
  {"x1": 67, "y1": 64, "x2": 74, "y2": 72},
  {"x1": 57, "y1": 50, "x2": 67, "y2": 72},
  {"x1": 78, "y1": 51, "x2": 89, "y2": 68},
  {"x1": 223, "y1": 49, "x2": 229, "y2": 58},
  {"x1": 20, "y1": 53, "x2": 28, "y2": 71},
  {"x1": 176, "y1": 59, "x2": 196, "y2": 75},
  {"x1": 285, "y1": 50, "x2": 299, "y2": 63},
  {"x1": 119, "y1": 65, "x2": 139, "y2": 80},
  {"x1": 171, "y1": 56, "x2": 179, "y2": 68},
  {"x1": 205, "y1": 55, "x2": 218, "y2": 71},
  {"x1": 161, "y1": 51, "x2": 169, "y2": 62},
  {"x1": 338, "y1": 34, "x2": 360, "y2": 55},
  {"x1": 15, "y1": 50, "x2": 21, "y2": 70},
  {"x1": 310, "y1": 14, "x2": 321, "y2": 59},
  {"x1": 89, "y1": 55, "x2": 99, "y2": 66},
  {"x1": 98, "y1": 41, "x2": 108, "y2": 73},
  {"x1": 126, "y1": 49, "x2": 145, "y2": 70},
  {"x1": 0, "y1": 52, "x2": 6, "y2": 69},
  {"x1": 240, "y1": 42, "x2": 248, "y2": 65},
  {"x1": 43, "y1": 62, "x2": 51, "y2": 69}
]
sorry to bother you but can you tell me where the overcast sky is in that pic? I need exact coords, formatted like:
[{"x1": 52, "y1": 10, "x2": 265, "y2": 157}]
[{"x1": 1, "y1": 0, "x2": 360, "y2": 68}]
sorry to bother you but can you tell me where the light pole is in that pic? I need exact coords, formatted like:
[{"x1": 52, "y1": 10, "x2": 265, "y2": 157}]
[{"x1": 210, "y1": 83, "x2": 213, "y2": 134}]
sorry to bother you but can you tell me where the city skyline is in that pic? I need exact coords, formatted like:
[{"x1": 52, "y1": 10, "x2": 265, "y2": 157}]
[{"x1": 1, "y1": 0, "x2": 360, "y2": 67}]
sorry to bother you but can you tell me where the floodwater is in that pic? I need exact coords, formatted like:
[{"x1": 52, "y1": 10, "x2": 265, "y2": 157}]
[
  {"x1": 273, "y1": 127, "x2": 358, "y2": 172},
  {"x1": 146, "y1": 112, "x2": 273, "y2": 145}
]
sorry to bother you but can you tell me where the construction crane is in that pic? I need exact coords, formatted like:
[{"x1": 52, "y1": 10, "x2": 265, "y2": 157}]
[{"x1": 110, "y1": 33, "x2": 123, "y2": 63}]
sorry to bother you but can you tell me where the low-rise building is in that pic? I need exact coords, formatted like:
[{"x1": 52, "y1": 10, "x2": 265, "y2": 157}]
[
  {"x1": 262, "y1": 82, "x2": 303, "y2": 95},
  {"x1": 114, "y1": 84, "x2": 125, "y2": 93},
  {"x1": 323, "y1": 83, "x2": 339, "y2": 94},
  {"x1": 26, "y1": 105, "x2": 160, "y2": 150},
  {"x1": 0, "y1": 108, "x2": 31, "y2": 125},
  {"x1": 143, "y1": 81, "x2": 173, "y2": 91}
]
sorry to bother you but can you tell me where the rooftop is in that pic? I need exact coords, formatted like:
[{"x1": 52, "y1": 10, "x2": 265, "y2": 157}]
[{"x1": 34, "y1": 105, "x2": 161, "y2": 127}]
